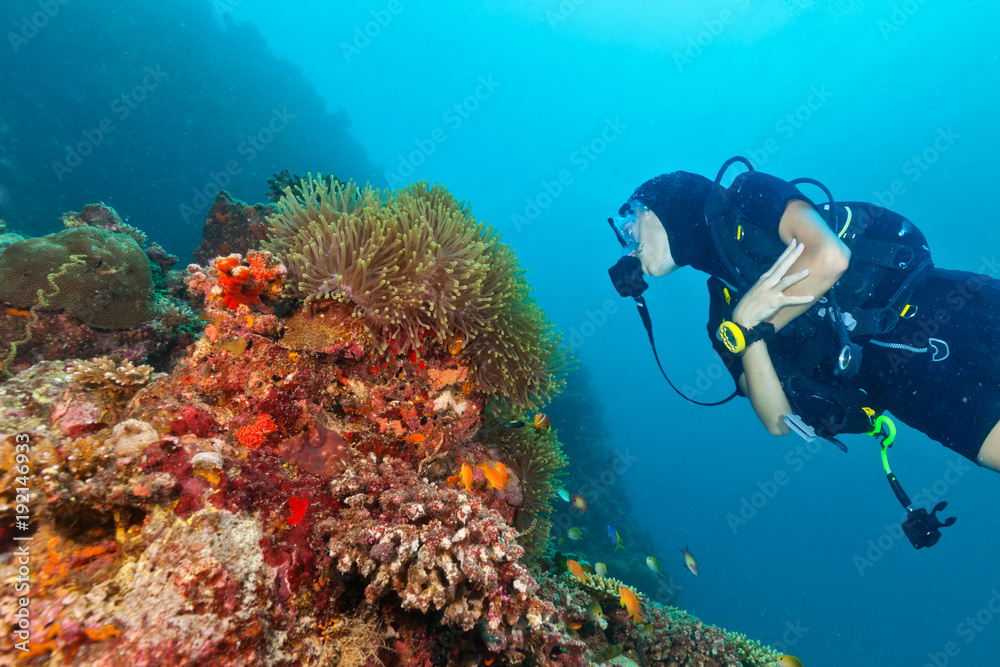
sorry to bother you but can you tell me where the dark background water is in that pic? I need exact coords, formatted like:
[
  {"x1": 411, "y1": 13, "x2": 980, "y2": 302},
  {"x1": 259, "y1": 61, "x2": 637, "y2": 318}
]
[{"x1": 3, "y1": 1, "x2": 1000, "y2": 665}]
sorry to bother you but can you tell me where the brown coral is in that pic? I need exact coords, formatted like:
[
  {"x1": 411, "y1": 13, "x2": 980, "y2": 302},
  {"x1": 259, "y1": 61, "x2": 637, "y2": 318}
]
[
  {"x1": 325, "y1": 454, "x2": 573, "y2": 662},
  {"x1": 67, "y1": 356, "x2": 159, "y2": 394},
  {"x1": 0, "y1": 226, "x2": 155, "y2": 329}
]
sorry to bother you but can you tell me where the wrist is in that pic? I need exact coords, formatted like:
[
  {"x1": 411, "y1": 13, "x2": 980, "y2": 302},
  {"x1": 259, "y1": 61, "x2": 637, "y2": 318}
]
[{"x1": 730, "y1": 307, "x2": 759, "y2": 330}]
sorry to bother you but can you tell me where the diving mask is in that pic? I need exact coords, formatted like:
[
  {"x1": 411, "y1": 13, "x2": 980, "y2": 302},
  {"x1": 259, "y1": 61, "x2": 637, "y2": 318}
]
[
  {"x1": 607, "y1": 199, "x2": 647, "y2": 256},
  {"x1": 607, "y1": 198, "x2": 650, "y2": 298}
]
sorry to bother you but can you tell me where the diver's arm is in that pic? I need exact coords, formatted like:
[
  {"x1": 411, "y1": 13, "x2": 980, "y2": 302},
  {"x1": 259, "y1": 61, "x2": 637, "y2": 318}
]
[
  {"x1": 731, "y1": 239, "x2": 816, "y2": 435},
  {"x1": 766, "y1": 200, "x2": 851, "y2": 331},
  {"x1": 737, "y1": 342, "x2": 792, "y2": 436}
]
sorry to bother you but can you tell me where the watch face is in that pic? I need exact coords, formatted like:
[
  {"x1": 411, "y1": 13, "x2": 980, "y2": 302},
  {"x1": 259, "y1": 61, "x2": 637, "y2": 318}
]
[{"x1": 719, "y1": 321, "x2": 745, "y2": 353}]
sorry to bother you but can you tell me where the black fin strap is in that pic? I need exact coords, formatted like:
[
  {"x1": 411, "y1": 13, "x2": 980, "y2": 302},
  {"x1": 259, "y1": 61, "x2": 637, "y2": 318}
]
[{"x1": 635, "y1": 296, "x2": 738, "y2": 407}]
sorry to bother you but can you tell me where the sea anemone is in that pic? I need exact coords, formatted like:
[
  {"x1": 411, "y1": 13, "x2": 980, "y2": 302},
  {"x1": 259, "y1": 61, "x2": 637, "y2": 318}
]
[
  {"x1": 478, "y1": 419, "x2": 567, "y2": 558},
  {"x1": 263, "y1": 176, "x2": 569, "y2": 414}
]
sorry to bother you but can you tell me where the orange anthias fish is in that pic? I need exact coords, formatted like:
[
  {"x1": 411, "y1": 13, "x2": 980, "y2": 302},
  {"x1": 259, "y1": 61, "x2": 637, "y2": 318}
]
[
  {"x1": 619, "y1": 586, "x2": 643, "y2": 624},
  {"x1": 570, "y1": 493, "x2": 587, "y2": 514},
  {"x1": 680, "y1": 544, "x2": 699, "y2": 575},
  {"x1": 403, "y1": 433, "x2": 426, "y2": 443},
  {"x1": 478, "y1": 462, "x2": 508, "y2": 490},
  {"x1": 448, "y1": 463, "x2": 474, "y2": 493},
  {"x1": 533, "y1": 413, "x2": 551, "y2": 432},
  {"x1": 478, "y1": 465, "x2": 504, "y2": 489},
  {"x1": 566, "y1": 559, "x2": 587, "y2": 583}
]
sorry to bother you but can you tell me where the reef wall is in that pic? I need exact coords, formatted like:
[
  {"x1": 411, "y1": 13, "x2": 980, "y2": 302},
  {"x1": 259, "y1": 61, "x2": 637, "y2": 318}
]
[{"x1": 0, "y1": 179, "x2": 782, "y2": 666}]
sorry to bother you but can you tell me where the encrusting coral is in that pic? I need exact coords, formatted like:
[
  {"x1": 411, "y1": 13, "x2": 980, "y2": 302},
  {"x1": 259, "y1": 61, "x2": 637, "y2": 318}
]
[
  {"x1": 263, "y1": 176, "x2": 570, "y2": 415},
  {"x1": 0, "y1": 204, "x2": 198, "y2": 376},
  {"x1": 1, "y1": 253, "x2": 86, "y2": 377}
]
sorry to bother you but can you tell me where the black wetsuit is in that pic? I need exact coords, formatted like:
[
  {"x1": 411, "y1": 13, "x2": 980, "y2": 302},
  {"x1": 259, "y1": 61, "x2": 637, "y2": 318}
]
[{"x1": 706, "y1": 172, "x2": 1000, "y2": 462}]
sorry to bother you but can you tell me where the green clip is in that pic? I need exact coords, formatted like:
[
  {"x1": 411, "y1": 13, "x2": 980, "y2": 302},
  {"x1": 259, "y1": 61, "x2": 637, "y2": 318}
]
[{"x1": 869, "y1": 415, "x2": 897, "y2": 474}]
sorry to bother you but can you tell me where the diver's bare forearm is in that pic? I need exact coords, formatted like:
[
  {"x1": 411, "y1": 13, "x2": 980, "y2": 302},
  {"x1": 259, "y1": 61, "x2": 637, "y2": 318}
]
[
  {"x1": 765, "y1": 256, "x2": 846, "y2": 331},
  {"x1": 740, "y1": 341, "x2": 792, "y2": 436}
]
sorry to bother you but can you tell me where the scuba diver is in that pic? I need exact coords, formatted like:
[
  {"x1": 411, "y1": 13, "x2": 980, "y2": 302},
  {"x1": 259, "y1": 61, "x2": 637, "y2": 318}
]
[{"x1": 607, "y1": 158, "x2": 1000, "y2": 548}]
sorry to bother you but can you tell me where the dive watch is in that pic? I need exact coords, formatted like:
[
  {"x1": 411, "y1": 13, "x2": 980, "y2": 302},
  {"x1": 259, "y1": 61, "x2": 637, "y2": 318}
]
[{"x1": 717, "y1": 320, "x2": 776, "y2": 355}]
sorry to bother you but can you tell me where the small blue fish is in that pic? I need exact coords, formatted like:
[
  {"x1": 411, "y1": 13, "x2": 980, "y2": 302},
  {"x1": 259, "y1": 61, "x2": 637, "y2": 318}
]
[
  {"x1": 607, "y1": 524, "x2": 624, "y2": 551},
  {"x1": 556, "y1": 488, "x2": 570, "y2": 502}
]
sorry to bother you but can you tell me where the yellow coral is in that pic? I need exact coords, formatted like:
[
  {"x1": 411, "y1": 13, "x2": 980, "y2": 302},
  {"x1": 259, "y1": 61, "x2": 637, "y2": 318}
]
[{"x1": 727, "y1": 632, "x2": 783, "y2": 666}]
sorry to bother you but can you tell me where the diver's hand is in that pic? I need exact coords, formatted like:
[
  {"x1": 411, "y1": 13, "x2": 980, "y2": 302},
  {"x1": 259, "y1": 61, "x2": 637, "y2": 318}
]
[{"x1": 732, "y1": 238, "x2": 815, "y2": 329}]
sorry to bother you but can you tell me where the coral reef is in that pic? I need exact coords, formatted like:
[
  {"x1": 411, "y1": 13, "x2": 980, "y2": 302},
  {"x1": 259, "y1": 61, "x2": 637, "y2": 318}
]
[
  {"x1": 186, "y1": 251, "x2": 286, "y2": 314},
  {"x1": 0, "y1": 184, "x2": 784, "y2": 667},
  {"x1": 193, "y1": 191, "x2": 276, "y2": 265},
  {"x1": 263, "y1": 176, "x2": 570, "y2": 415},
  {"x1": 0, "y1": 203, "x2": 199, "y2": 376},
  {"x1": 0, "y1": 303, "x2": 195, "y2": 379},
  {"x1": 60, "y1": 203, "x2": 148, "y2": 248},
  {"x1": 0, "y1": 226, "x2": 155, "y2": 329},
  {"x1": 326, "y1": 453, "x2": 583, "y2": 663}
]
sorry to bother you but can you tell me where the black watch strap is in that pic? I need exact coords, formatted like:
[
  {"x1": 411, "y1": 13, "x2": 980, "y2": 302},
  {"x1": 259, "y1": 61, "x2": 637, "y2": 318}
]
[{"x1": 745, "y1": 322, "x2": 776, "y2": 346}]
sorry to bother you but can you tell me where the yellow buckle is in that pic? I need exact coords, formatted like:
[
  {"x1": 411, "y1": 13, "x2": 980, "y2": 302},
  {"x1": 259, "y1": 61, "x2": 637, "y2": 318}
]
[{"x1": 899, "y1": 304, "x2": 917, "y2": 319}]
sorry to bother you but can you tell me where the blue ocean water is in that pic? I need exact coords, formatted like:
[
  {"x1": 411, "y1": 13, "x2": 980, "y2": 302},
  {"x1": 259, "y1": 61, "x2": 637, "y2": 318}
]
[{"x1": 3, "y1": 1, "x2": 1000, "y2": 665}]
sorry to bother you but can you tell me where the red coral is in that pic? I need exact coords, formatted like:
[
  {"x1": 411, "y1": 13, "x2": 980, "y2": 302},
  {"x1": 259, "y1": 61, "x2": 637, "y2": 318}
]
[
  {"x1": 214, "y1": 251, "x2": 286, "y2": 311},
  {"x1": 168, "y1": 406, "x2": 220, "y2": 438},
  {"x1": 186, "y1": 251, "x2": 286, "y2": 314},
  {"x1": 286, "y1": 497, "x2": 309, "y2": 525},
  {"x1": 235, "y1": 413, "x2": 277, "y2": 449}
]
